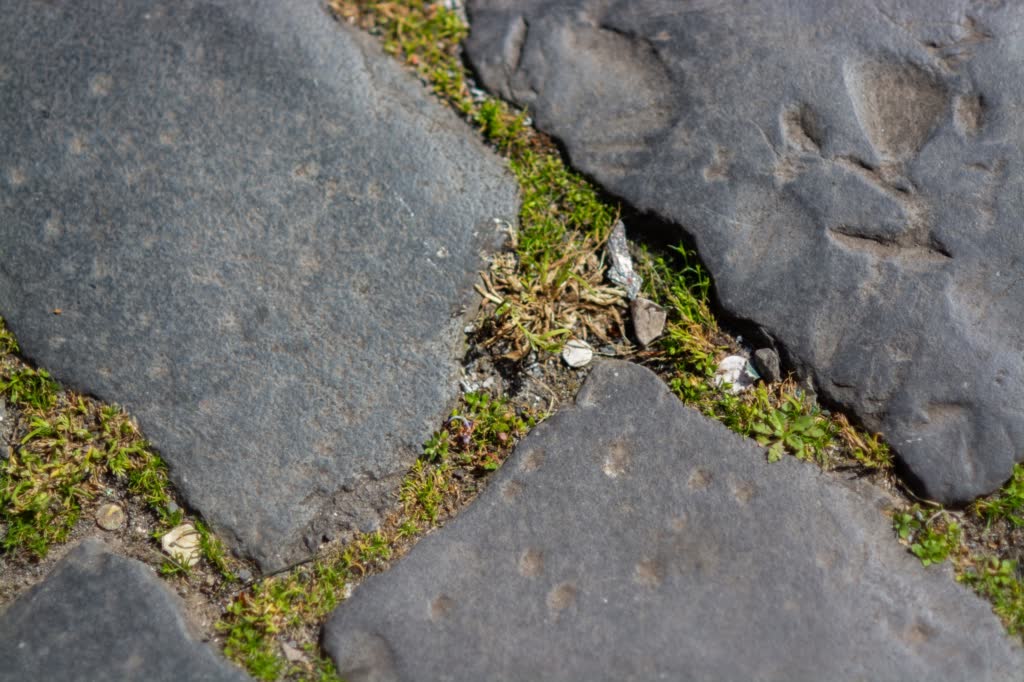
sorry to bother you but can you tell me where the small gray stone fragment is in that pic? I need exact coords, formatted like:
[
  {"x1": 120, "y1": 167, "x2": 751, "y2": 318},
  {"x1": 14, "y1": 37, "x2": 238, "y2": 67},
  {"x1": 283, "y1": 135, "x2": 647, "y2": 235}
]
[
  {"x1": 753, "y1": 348, "x2": 782, "y2": 384},
  {"x1": 630, "y1": 297, "x2": 666, "y2": 348},
  {"x1": 280, "y1": 641, "x2": 306, "y2": 664},
  {"x1": 605, "y1": 221, "x2": 641, "y2": 299},
  {"x1": 323, "y1": 361, "x2": 1022, "y2": 681},
  {"x1": 0, "y1": 539, "x2": 249, "y2": 682}
]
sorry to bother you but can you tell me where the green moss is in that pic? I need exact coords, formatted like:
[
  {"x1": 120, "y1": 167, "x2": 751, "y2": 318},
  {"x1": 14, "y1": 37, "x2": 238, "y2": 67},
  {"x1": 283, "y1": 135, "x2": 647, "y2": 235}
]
[
  {"x1": 0, "y1": 317, "x2": 18, "y2": 355},
  {"x1": 0, "y1": 393, "x2": 179, "y2": 558},
  {"x1": 510, "y1": 150, "x2": 617, "y2": 277},
  {"x1": 0, "y1": 324, "x2": 237, "y2": 587},
  {"x1": 1, "y1": 368, "x2": 59, "y2": 411}
]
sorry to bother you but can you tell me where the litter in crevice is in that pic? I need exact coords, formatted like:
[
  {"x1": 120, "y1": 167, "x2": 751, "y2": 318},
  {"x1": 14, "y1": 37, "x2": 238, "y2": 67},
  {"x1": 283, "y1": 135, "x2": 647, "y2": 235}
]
[
  {"x1": 606, "y1": 220, "x2": 642, "y2": 300},
  {"x1": 714, "y1": 355, "x2": 759, "y2": 394}
]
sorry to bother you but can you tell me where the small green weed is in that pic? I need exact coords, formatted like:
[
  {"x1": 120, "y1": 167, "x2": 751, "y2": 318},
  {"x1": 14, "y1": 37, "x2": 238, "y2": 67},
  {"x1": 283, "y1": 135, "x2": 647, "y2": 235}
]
[
  {"x1": 400, "y1": 459, "x2": 451, "y2": 523},
  {"x1": 750, "y1": 392, "x2": 831, "y2": 464},
  {"x1": 424, "y1": 392, "x2": 535, "y2": 471},
  {"x1": 973, "y1": 463, "x2": 1024, "y2": 528},
  {"x1": 893, "y1": 506, "x2": 961, "y2": 567},
  {"x1": 196, "y1": 519, "x2": 236, "y2": 581},
  {"x1": 833, "y1": 414, "x2": 893, "y2": 469},
  {"x1": 959, "y1": 557, "x2": 1024, "y2": 637},
  {"x1": 912, "y1": 523, "x2": 961, "y2": 566}
]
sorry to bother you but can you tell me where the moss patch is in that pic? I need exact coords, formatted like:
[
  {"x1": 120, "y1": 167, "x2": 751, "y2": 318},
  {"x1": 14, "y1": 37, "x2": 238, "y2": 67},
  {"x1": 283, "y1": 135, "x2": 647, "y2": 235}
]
[{"x1": 0, "y1": 316, "x2": 237, "y2": 579}]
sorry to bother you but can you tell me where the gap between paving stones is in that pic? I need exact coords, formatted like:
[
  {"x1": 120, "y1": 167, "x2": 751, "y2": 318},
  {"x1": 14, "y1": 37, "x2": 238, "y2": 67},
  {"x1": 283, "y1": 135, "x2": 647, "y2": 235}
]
[
  {"x1": 224, "y1": 1, "x2": 1024, "y2": 675},
  {"x1": 3, "y1": 1, "x2": 1024, "y2": 680}
]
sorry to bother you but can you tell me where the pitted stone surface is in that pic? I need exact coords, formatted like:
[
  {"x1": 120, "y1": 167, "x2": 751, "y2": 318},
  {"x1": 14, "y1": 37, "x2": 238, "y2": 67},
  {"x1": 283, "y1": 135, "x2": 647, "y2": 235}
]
[
  {"x1": 0, "y1": 0, "x2": 517, "y2": 570},
  {"x1": 0, "y1": 539, "x2": 249, "y2": 682},
  {"x1": 323, "y1": 361, "x2": 1022, "y2": 681},
  {"x1": 464, "y1": 0, "x2": 1024, "y2": 504}
]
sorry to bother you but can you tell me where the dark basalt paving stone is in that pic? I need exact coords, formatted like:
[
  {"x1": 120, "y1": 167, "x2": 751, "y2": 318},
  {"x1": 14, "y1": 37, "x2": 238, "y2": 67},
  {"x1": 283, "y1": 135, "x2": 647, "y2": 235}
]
[
  {"x1": 323, "y1": 361, "x2": 1022, "y2": 682},
  {"x1": 0, "y1": 0, "x2": 518, "y2": 570},
  {"x1": 464, "y1": 0, "x2": 1024, "y2": 504},
  {"x1": 0, "y1": 539, "x2": 249, "y2": 682}
]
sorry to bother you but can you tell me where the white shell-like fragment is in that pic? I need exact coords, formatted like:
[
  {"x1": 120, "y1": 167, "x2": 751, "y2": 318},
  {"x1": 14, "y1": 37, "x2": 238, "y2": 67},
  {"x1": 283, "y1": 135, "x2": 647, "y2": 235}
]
[
  {"x1": 562, "y1": 339, "x2": 594, "y2": 368},
  {"x1": 161, "y1": 523, "x2": 201, "y2": 567},
  {"x1": 713, "y1": 355, "x2": 758, "y2": 394}
]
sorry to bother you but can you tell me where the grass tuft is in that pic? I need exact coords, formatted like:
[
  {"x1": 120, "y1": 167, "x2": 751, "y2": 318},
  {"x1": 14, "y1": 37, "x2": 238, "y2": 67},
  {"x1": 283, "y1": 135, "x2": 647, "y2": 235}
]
[
  {"x1": 1, "y1": 368, "x2": 59, "y2": 411},
  {"x1": 0, "y1": 320, "x2": 18, "y2": 355},
  {"x1": 973, "y1": 463, "x2": 1024, "y2": 528},
  {"x1": 331, "y1": 0, "x2": 623, "y2": 362},
  {"x1": 959, "y1": 557, "x2": 1024, "y2": 637}
]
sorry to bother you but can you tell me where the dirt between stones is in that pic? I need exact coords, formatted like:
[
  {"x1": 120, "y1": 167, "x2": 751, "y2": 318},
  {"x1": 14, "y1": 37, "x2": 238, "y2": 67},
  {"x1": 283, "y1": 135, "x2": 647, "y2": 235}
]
[{"x1": 0, "y1": 316, "x2": 593, "y2": 648}]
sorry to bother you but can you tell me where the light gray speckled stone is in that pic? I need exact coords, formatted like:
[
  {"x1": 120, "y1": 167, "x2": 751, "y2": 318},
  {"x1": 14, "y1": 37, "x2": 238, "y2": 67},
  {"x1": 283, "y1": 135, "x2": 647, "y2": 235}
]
[
  {"x1": 0, "y1": 0, "x2": 518, "y2": 570},
  {"x1": 324, "y1": 361, "x2": 1022, "y2": 682}
]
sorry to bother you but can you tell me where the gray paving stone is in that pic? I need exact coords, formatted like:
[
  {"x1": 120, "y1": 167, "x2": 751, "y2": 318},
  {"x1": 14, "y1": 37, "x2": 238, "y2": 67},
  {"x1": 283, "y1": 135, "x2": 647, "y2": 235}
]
[
  {"x1": 464, "y1": 0, "x2": 1024, "y2": 504},
  {"x1": 0, "y1": 0, "x2": 518, "y2": 570},
  {"x1": 0, "y1": 539, "x2": 249, "y2": 682},
  {"x1": 323, "y1": 361, "x2": 1022, "y2": 682}
]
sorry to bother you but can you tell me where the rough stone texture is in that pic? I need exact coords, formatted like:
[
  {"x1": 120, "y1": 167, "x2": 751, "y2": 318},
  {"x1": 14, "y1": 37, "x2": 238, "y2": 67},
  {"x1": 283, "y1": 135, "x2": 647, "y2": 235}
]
[
  {"x1": 629, "y1": 297, "x2": 666, "y2": 348},
  {"x1": 0, "y1": 539, "x2": 249, "y2": 682},
  {"x1": 324, "y1": 361, "x2": 1022, "y2": 682},
  {"x1": 464, "y1": 0, "x2": 1024, "y2": 504},
  {"x1": 753, "y1": 347, "x2": 783, "y2": 384},
  {"x1": 0, "y1": 0, "x2": 518, "y2": 570}
]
